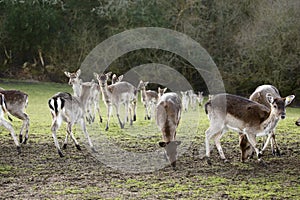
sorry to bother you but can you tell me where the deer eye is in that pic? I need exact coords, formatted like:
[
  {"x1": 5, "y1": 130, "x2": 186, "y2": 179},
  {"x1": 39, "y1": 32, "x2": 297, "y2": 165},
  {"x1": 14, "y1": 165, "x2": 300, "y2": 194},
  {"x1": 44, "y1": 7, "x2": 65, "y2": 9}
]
[{"x1": 273, "y1": 104, "x2": 277, "y2": 109}]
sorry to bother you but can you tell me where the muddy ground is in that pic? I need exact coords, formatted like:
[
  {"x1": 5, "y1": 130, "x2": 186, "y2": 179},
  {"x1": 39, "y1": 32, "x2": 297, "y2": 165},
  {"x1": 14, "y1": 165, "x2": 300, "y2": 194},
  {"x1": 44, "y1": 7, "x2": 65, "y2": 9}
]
[{"x1": 0, "y1": 128, "x2": 299, "y2": 200}]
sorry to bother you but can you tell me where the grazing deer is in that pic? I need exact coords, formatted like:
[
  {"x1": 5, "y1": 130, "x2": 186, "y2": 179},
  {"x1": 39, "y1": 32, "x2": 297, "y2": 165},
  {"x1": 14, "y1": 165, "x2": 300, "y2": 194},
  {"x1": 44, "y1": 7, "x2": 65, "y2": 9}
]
[
  {"x1": 197, "y1": 91, "x2": 204, "y2": 106},
  {"x1": 296, "y1": 118, "x2": 300, "y2": 126},
  {"x1": 239, "y1": 85, "x2": 295, "y2": 159},
  {"x1": 204, "y1": 93, "x2": 294, "y2": 165},
  {"x1": 64, "y1": 69, "x2": 102, "y2": 123},
  {"x1": 158, "y1": 87, "x2": 167, "y2": 98},
  {"x1": 0, "y1": 93, "x2": 20, "y2": 153},
  {"x1": 48, "y1": 92, "x2": 95, "y2": 157},
  {"x1": 0, "y1": 88, "x2": 29, "y2": 144},
  {"x1": 157, "y1": 92, "x2": 182, "y2": 169},
  {"x1": 138, "y1": 80, "x2": 158, "y2": 120},
  {"x1": 181, "y1": 91, "x2": 189, "y2": 112},
  {"x1": 111, "y1": 74, "x2": 123, "y2": 84},
  {"x1": 94, "y1": 72, "x2": 137, "y2": 131}
]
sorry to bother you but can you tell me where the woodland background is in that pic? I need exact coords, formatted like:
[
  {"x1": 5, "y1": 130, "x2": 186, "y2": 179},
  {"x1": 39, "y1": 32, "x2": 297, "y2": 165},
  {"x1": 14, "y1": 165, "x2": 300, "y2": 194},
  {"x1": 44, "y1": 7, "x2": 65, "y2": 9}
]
[{"x1": 0, "y1": 0, "x2": 299, "y2": 102}]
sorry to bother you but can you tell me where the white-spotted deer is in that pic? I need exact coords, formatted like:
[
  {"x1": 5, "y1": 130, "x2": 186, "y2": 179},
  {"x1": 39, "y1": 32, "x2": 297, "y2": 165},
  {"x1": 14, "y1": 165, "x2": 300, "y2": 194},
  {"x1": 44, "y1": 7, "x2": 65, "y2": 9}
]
[
  {"x1": 138, "y1": 80, "x2": 158, "y2": 120},
  {"x1": 48, "y1": 92, "x2": 95, "y2": 157},
  {"x1": 95, "y1": 72, "x2": 137, "y2": 131},
  {"x1": 0, "y1": 88, "x2": 29, "y2": 144},
  {"x1": 239, "y1": 85, "x2": 295, "y2": 160},
  {"x1": 204, "y1": 93, "x2": 294, "y2": 165},
  {"x1": 0, "y1": 93, "x2": 20, "y2": 153},
  {"x1": 156, "y1": 92, "x2": 182, "y2": 169},
  {"x1": 64, "y1": 69, "x2": 102, "y2": 123},
  {"x1": 296, "y1": 118, "x2": 300, "y2": 126}
]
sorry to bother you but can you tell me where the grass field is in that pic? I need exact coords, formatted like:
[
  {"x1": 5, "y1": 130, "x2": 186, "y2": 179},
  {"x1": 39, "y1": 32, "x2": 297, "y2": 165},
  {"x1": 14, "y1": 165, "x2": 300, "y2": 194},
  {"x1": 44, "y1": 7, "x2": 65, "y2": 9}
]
[{"x1": 0, "y1": 80, "x2": 299, "y2": 199}]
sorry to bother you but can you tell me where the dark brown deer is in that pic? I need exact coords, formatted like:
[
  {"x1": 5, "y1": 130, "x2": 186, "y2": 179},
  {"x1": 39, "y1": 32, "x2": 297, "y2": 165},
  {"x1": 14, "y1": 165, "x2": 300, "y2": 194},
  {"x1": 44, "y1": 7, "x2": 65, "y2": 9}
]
[
  {"x1": 156, "y1": 92, "x2": 182, "y2": 169},
  {"x1": 204, "y1": 93, "x2": 293, "y2": 165},
  {"x1": 0, "y1": 88, "x2": 29, "y2": 144}
]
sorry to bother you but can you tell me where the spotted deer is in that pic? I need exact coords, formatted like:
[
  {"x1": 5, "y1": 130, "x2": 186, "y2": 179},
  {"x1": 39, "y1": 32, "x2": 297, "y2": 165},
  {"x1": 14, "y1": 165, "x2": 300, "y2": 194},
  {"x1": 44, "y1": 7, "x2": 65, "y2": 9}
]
[
  {"x1": 239, "y1": 85, "x2": 295, "y2": 160},
  {"x1": 64, "y1": 69, "x2": 102, "y2": 123},
  {"x1": 48, "y1": 92, "x2": 95, "y2": 157},
  {"x1": 296, "y1": 118, "x2": 300, "y2": 126},
  {"x1": 0, "y1": 88, "x2": 29, "y2": 144},
  {"x1": 156, "y1": 92, "x2": 182, "y2": 169},
  {"x1": 138, "y1": 80, "x2": 158, "y2": 120},
  {"x1": 204, "y1": 93, "x2": 294, "y2": 165},
  {"x1": 94, "y1": 72, "x2": 137, "y2": 131},
  {"x1": 0, "y1": 93, "x2": 20, "y2": 153}
]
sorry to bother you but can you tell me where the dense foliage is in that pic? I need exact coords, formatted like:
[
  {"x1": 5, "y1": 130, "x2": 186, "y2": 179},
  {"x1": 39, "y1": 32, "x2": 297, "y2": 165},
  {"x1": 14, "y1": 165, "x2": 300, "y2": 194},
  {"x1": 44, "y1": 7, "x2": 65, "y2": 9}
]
[{"x1": 0, "y1": 0, "x2": 299, "y2": 99}]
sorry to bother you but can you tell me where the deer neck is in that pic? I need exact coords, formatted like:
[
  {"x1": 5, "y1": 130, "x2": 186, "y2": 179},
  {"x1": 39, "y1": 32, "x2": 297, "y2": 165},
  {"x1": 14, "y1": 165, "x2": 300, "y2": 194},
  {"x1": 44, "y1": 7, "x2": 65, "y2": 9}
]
[
  {"x1": 262, "y1": 108, "x2": 279, "y2": 133},
  {"x1": 72, "y1": 82, "x2": 82, "y2": 97},
  {"x1": 100, "y1": 82, "x2": 111, "y2": 102}
]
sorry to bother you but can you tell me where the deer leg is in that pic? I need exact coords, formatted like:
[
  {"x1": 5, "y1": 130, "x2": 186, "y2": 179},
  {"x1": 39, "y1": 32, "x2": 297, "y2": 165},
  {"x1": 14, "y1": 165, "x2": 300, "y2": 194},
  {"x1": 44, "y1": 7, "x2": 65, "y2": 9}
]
[
  {"x1": 51, "y1": 117, "x2": 64, "y2": 157},
  {"x1": 105, "y1": 104, "x2": 113, "y2": 131},
  {"x1": 244, "y1": 132, "x2": 263, "y2": 163},
  {"x1": 1, "y1": 119, "x2": 20, "y2": 154},
  {"x1": 67, "y1": 122, "x2": 81, "y2": 150},
  {"x1": 115, "y1": 104, "x2": 124, "y2": 129},
  {"x1": 79, "y1": 119, "x2": 95, "y2": 152},
  {"x1": 15, "y1": 112, "x2": 30, "y2": 144},
  {"x1": 261, "y1": 132, "x2": 272, "y2": 154},
  {"x1": 132, "y1": 100, "x2": 137, "y2": 121},
  {"x1": 270, "y1": 132, "x2": 280, "y2": 156},
  {"x1": 205, "y1": 126, "x2": 222, "y2": 165},
  {"x1": 214, "y1": 131, "x2": 227, "y2": 162}
]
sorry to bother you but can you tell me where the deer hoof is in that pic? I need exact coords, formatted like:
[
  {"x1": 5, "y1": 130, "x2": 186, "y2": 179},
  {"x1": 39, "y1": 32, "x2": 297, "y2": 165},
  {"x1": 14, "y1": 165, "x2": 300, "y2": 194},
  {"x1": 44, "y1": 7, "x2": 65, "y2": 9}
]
[
  {"x1": 75, "y1": 144, "x2": 81, "y2": 151},
  {"x1": 19, "y1": 135, "x2": 23, "y2": 143},
  {"x1": 133, "y1": 115, "x2": 136, "y2": 121},
  {"x1": 91, "y1": 147, "x2": 97, "y2": 153},
  {"x1": 58, "y1": 150, "x2": 64, "y2": 158},
  {"x1": 63, "y1": 143, "x2": 67, "y2": 149},
  {"x1": 100, "y1": 117, "x2": 103, "y2": 123},
  {"x1": 223, "y1": 159, "x2": 229, "y2": 163},
  {"x1": 206, "y1": 157, "x2": 212, "y2": 165},
  {"x1": 17, "y1": 146, "x2": 21, "y2": 154},
  {"x1": 22, "y1": 138, "x2": 28, "y2": 145}
]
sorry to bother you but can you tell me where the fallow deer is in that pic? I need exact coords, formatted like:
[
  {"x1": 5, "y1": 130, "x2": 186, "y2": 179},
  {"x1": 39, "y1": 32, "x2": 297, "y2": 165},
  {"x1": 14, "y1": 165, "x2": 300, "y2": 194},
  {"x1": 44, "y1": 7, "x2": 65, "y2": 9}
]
[
  {"x1": 204, "y1": 93, "x2": 294, "y2": 165},
  {"x1": 181, "y1": 91, "x2": 189, "y2": 112},
  {"x1": 197, "y1": 91, "x2": 204, "y2": 106},
  {"x1": 48, "y1": 91, "x2": 95, "y2": 157},
  {"x1": 0, "y1": 88, "x2": 29, "y2": 144},
  {"x1": 64, "y1": 69, "x2": 102, "y2": 123},
  {"x1": 0, "y1": 93, "x2": 20, "y2": 153},
  {"x1": 158, "y1": 87, "x2": 167, "y2": 98},
  {"x1": 188, "y1": 90, "x2": 198, "y2": 110},
  {"x1": 94, "y1": 72, "x2": 137, "y2": 131},
  {"x1": 239, "y1": 85, "x2": 295, "y2": 160},
  {"x1": 138, "y1": 80, "x2": 158, "y2": 120},
  {"x1": 156, "y1": 92, "x2": 182, "y2": 169}
]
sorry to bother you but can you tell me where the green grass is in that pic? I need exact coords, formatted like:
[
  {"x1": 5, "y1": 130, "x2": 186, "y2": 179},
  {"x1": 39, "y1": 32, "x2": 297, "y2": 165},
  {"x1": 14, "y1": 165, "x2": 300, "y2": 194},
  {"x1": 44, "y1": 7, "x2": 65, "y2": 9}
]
[{"x1": 0, "y1": 79, "x2": 299, "y2": 199}]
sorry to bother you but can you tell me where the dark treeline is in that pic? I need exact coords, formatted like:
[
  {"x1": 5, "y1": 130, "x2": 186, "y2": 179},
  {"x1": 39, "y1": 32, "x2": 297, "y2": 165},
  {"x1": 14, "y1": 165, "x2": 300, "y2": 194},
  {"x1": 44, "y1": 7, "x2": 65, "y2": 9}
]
[{"x1": 0, "y1": 0, "x2": 299, "y2": 101}]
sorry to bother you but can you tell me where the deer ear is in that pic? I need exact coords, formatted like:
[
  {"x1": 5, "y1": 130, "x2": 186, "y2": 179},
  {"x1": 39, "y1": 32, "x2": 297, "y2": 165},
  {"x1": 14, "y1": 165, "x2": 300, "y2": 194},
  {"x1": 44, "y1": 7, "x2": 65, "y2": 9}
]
[
  {"x1": 118, "y1": 75, "x2": 124, "y2": 82},
  {"x1": 64, "y1": 71, "x2": 70, "y2": 77},
  {"x1": 76, "y1": 69, "x2": 81, "y2": 76},
  {"x1": 266, "y1": 93, "x2": 274, "y2": 104},
  {"x1": 163, "y1": 88, "x2": 167, "y2": 92},
  {"x1": 144, "y1": 81, "x2": 149, "y2": 86},
  {"x1": 106, "y1": 71, "x2": 112, "y2": 77},
  {"x1": 93, "y1": 72, "x2": 98, "y2": 79},
  {"x1": 285, "y1": 95, "x2": 295, "y2": 106},
  {"x1": 159, "y1": 142, "x2": 166, "y2": 147}
]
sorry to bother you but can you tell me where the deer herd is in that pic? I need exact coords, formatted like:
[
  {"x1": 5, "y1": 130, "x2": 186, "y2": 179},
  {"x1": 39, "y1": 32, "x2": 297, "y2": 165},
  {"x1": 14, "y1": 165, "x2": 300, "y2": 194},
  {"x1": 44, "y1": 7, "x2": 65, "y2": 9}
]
[{"x1": 0, "y1": 69, "x2": 299, "y2": 169}]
